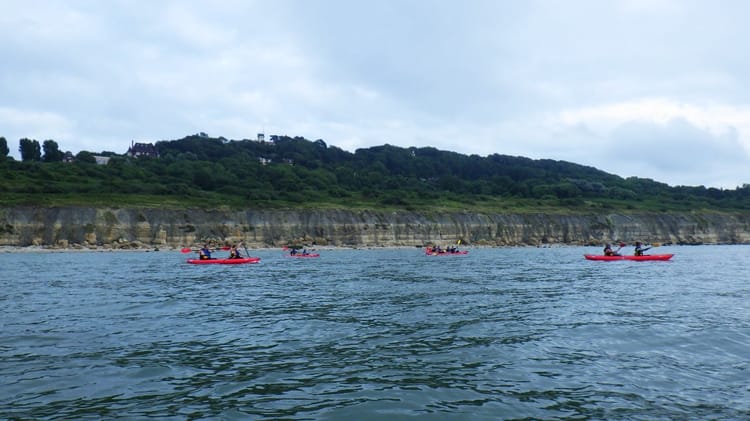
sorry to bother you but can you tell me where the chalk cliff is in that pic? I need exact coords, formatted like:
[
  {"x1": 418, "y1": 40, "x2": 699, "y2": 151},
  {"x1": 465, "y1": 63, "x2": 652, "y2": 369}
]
[{"x1": 0, "y1": 207, "x2": 748, "y2": 248}]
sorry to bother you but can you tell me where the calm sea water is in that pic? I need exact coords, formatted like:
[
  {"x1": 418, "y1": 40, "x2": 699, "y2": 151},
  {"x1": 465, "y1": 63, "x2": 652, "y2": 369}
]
[{"x1": 1, "y1": 245, "x2": 749, "y2": 420}]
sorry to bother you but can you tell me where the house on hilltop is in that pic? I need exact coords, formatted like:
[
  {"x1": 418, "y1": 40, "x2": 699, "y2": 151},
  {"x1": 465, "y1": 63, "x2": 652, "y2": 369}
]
[
  {"x1": 94, "y1": 155, "x2": 111, "y2": 165},
  {"x1": 126, "y1": 141, "x2": 159, "y2": 158}
]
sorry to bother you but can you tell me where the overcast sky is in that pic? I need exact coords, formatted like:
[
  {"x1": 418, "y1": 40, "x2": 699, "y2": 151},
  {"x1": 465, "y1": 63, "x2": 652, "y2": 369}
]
[{"x1": 2, "y1": 0, "x2": 749, "y2": 188}]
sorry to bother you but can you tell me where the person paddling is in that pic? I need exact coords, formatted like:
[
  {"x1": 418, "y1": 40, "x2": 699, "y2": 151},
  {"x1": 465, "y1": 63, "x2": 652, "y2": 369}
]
[
  {"x1": 198, "y1": 244, "x2": 213, "y2": 260},
  {"x1": 603, "y1": 243, "x2": 621, "y2": 256},
  {"x1": 634, "y1": 241, "x2": 651, "y2": 256},
  {"x1": 228, "y1": 245, "x2": 242, "y2": 259}
]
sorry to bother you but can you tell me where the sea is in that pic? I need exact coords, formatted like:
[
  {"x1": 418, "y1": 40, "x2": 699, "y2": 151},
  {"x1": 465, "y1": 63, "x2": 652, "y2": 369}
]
[{"x1": 1, "y1": 245, "x2": 749, "y2": 420}]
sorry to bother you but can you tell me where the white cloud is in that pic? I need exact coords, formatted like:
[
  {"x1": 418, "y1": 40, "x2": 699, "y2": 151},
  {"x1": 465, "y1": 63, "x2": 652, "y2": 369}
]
[
  {"x1": 555, "y1": 98, "x2": 750, "y2": 154},
  {"x1": 545, "y1": 99, "x2": 750, "y2": 187},
  {"x1": 0, "y1": 107, "x2": 75, "y2": 142},
  {"x1": 1, "y1": 1, "x2": 750, "y2": 187}
]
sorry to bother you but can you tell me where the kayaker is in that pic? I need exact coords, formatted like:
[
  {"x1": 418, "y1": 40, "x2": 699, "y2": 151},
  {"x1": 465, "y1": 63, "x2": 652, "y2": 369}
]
[
  {"x1": 228, "y1": 245, "x2": 242, "y2": 259},
  {"x1": 603, "y1": 243, "x2": 620, "y2": 256},
  {"x1": 290, "y1": 248, "x2": 298, "y2": 255},
  {"x1": 634, "y1": 241, "x2": 651, "y2": 256},
  {"x1": 199, "y1": 244, "x2": 212, "y2": 260}
]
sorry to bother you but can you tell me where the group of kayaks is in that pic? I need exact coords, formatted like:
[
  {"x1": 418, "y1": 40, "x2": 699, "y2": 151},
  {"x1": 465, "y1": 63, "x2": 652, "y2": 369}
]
[
  {"x1": 187, "y1": 254, "x2": 324, "y2": 264},
  {"x1": 184, "y1": 246, "x2": 468, "y2": 264},
  {"x1": 426, "y1": 249, "x2": 674, "y2": 261},
  {"x1": 422, "y1": 247, "x2": 672, "y2": 261},
  {"x1": 183, "y1": 245, "x2": 674, "y2": 264},
  {"x1": 184, "y1": 248, "x2": 322, "y2": 265}
]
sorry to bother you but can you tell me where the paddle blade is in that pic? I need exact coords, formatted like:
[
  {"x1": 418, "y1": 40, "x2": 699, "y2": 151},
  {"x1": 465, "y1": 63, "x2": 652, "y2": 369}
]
[
  {"x1": 180, "y1": 247, "x2": 193, "y2": 253},
  {"x1": 220, "y1": 246, "x2": 231, "y2": 251}
]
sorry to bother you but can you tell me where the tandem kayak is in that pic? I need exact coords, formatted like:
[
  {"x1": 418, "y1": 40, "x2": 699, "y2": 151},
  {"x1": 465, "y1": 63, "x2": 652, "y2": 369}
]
[
  {"x1": 425, "y1": 249, "x2": 469, "y2": 256},
  {"x1": 187, "y1": 257, "x2": 261, "y2": 265},
  {"x1": 284, "y1": 253, "x2": 320, "y2": 258},
  {"x1": 584, "y1": 254, "x2": 674, "y2": 261}
]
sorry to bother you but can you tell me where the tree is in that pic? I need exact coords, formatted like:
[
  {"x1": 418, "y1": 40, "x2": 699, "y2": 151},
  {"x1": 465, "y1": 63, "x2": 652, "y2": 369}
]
[
  {"x1": 19, "y1": 138, "x2": 41, "y2": 161},
  {"x1": 0, "y1": 137, "x2": 8, "y2": 159},
  {"x1": 75, "y1": 150, "x2": 97, "y2": 164},
  {"x1": 42, "y1": 139, "x2": 64, "y2": 162}
]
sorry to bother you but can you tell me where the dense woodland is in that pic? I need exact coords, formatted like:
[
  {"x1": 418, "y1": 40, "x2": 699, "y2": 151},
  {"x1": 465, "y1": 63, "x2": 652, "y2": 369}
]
[{"x1": 1, "y1": 134, "x2": 749, "y2": 212}]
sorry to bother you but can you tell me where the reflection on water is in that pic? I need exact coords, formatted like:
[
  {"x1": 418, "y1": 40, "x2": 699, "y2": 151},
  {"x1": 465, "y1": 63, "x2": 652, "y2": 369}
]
[{"x1": 1, "y1": 246, "x2": 749, "y2": 419}]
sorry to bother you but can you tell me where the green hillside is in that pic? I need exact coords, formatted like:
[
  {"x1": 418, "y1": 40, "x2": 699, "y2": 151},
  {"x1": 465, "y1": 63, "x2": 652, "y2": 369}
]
[{"x1": 2, "y1": 134, "x2": 748, "y2": 213}]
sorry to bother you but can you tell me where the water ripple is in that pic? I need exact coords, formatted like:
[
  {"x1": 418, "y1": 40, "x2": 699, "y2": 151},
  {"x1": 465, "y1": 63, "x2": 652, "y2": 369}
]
[{"x1": 1, "y1": 246, "x2": 749, "y2": 419}]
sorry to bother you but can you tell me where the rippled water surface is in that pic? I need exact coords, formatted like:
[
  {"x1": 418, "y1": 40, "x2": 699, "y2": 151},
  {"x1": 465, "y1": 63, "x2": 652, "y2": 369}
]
[{"x1": 2, "y1": 245, "x2": 749, "y2": 419}]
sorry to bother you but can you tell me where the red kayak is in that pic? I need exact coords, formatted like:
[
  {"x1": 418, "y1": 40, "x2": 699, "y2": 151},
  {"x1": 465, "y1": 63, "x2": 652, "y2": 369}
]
[
  {"x1": 187, "y1": 257, "x2": 261, "y2": 265},
  {"x1": 584, "y1": 254, "x2": 673, "y2": 261},
  {"x1": 425, "y1": 249, "x2": 469, "y2": 256},
  {"x1": 284, "y1": 253, "x2": 320, "y2": 258}
]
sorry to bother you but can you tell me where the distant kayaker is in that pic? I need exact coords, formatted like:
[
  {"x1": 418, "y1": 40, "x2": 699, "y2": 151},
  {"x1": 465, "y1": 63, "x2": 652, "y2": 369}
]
[
  {"x1": 634, "y1": 242, "x2": 651, "y2": 256},
  {"x1": 228, "y1": 245, "x2": 242, "y2": 259},
  {"x1": 199, "y1": 244, "x2": 212, "y2": 260}
]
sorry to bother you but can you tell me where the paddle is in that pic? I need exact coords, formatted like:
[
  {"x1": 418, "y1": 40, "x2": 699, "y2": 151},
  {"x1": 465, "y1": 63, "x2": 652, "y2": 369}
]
[
  {"x1": 241, "y1": 242, "x2": 250, "y2": 258},
  {"x1": 628, "y1": 242, "x2": 662, "y2": 255},
  {"x1": 642, "y1": 242, "x2": 661, "y2": 252}
]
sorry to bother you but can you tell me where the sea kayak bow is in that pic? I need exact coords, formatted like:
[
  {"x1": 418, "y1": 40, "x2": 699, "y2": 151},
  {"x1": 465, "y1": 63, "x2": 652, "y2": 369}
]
[
  {"x1": 186, "y1": 257, "x2": 261, "y2": 265},
  {"x1": 584, "y1": 254, "x2": 674, "y2": 261}
]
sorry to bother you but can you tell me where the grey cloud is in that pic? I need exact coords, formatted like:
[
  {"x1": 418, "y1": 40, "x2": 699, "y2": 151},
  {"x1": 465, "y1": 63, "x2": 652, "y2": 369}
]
[
  {"x1": 606, "y1": 119, "x2": 749, "y2": 187},
  {"x1": 1, "y1": 1, "x2": 750, "y2": 187}
]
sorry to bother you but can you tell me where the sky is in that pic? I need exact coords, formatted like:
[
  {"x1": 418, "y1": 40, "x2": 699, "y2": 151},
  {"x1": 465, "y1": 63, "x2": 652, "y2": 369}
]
[{"x1": 2, "y1": 0, "x2": 749, "y2": 188}]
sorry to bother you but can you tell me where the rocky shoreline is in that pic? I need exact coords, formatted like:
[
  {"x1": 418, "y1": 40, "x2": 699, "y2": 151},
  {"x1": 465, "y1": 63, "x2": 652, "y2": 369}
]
[{"x1": 1, "y1": 206, "x2": 748, "y2": 249}]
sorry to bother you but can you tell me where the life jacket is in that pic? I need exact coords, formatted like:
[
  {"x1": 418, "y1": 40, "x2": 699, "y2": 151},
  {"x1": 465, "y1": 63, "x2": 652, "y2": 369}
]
[{"x1": 199, "y1": 248, "x2": 211, "y2": 259}]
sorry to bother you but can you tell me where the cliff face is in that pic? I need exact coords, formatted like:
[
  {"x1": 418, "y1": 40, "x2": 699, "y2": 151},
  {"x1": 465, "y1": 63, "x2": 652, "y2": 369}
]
[{"x1": 0, "y1": 206, "x2": 748, "y2": 248}]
